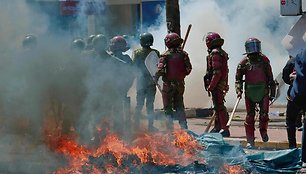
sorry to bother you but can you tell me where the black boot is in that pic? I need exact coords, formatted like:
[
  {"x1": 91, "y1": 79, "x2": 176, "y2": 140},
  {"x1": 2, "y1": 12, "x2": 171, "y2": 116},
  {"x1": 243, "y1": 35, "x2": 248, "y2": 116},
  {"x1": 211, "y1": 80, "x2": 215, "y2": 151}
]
[
  {"x1": 219, "y1": 129, "x2": 230, "y2": 137},
  {"x1": 179, "y1": 120, "x2": 188, "y2": 130},
  {"x1": 287, "y1": 127, "x2": 297, "y2": 148}
]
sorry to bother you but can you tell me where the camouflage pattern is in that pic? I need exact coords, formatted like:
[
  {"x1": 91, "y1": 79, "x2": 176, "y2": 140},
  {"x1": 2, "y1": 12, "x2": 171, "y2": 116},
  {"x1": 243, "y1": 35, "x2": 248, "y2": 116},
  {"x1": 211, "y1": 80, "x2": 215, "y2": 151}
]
[
  {"x1": 155, "y1": 47, "x2": 192, "y2": 129},
  {"x1": 235, "y1": 53, "x2": 276, "y2": 145},
  {"x1": 133, "y1": 47, "x2": 160, "y2": 130},
  {"x1": 205, "y1": 48, "x2": 229, "y2": 92},
  {"x1": 205, "y1": 47, "x2": 229, "y2": 135},
  {"x1": 110, "y1": 44, "x2": 134, "y2": 132}
]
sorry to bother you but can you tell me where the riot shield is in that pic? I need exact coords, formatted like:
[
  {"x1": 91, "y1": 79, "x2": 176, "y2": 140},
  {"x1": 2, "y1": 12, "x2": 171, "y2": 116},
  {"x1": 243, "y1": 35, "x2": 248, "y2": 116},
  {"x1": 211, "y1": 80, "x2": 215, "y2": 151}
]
[{"x1": 145, "y1": 51, "x2": 163, "y2": 91}]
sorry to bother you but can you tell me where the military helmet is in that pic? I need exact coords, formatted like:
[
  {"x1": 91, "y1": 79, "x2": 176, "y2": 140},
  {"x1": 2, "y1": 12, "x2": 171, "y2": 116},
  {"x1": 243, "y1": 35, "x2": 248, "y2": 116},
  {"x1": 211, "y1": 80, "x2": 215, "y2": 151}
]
[
  {"x1": 109, "y1": 35, "x2": 129, "y2": 52},
  {"x1": 140, "y1": 32, "x2": 154, "y2": 47},
  {"x1": 92, "y1": 34, "x2": 108, "y2": 51},
  {"x1": 87, "y1": 35, "x2": 96, "y2": 45},
  {"x1": 71, "y1": 38, "x2": 85, "y2": 51},
  {"x1": 85, "y1": 34, "x2": 96, "y2": 49},
  {"x1": 22, "y1": 34, "x2": 37, "y2": 49},
  {"x1": 244, "y1": 37, "x2": 261, "y2": 55},
  {"x1": 164, "y1": 32, "x2": 183, "y2": 48},
  {"x1": 205, "y1": 32, "x2": 224, "y2": 49}
]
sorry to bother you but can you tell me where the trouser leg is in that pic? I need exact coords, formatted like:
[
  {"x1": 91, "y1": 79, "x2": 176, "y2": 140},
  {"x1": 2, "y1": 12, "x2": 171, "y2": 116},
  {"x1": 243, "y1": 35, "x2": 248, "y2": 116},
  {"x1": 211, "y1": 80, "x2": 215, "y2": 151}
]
[
  {"x1": 258, "y1": 96, "x2": 270, "y2": 142},
  {"x1": 162, "y1": 82, "x2": 174, "y2": 130},
  {"x1": 146, "y1": 85, "x2": 157, "y2": 131},
  {"x1": 286, "y1": 100, "x2": 300, "y2": 148},
  {"x1": 173, "y1": 81, "x2": 188, "y2": 129},
  {"x1": 212, "y1": 90, "x2": 229, "y2": 130},
  {"x1": 135, "y1": 89, "x2": 145, "y2": 129},
  {"x1": 245, "y1": 97, "x2": 256, "y2": 145},
  {"x1": 211, "y1": 90, "x2": 229, "y2": 136},
  {"x1": 302, "y1": 117, "x2": 306, "y2": 162}
]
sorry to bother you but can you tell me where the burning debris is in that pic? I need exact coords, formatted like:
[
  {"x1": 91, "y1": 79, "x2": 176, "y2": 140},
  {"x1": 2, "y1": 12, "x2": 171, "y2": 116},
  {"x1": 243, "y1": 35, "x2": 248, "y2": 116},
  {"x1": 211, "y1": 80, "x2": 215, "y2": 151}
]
[
  {"x1": 42, "y1": 122, "x2": 302, "y2": 174},
  {"x1": 45, "y1": 129, "x2": 257, "y2": 174},
  {"x1": 50, "y1": 129, "x2": 206, "y2": 173}
]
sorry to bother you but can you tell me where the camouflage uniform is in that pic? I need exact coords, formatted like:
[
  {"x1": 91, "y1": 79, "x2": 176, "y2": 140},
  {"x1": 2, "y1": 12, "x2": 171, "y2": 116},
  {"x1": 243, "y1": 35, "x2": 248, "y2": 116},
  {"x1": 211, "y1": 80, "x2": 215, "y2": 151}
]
[
  {"x1": 156, "y1": 46, "x2": 192, "y2": 129},
  {"x1": 205, "y1": 47, "x2": 230, "y2": 136},
  {"x1": 133, "y1": 47, "x2": 160, "y2": 130},
  {"x1": 203, "y1": 32, "x2": 230, "y2": 137},
  {"x1": 236, "y1": 52, "x2": 276, "y2": 147},
  {"x1": 110, "y1": 36, "x2": 134, "y2": 132}
]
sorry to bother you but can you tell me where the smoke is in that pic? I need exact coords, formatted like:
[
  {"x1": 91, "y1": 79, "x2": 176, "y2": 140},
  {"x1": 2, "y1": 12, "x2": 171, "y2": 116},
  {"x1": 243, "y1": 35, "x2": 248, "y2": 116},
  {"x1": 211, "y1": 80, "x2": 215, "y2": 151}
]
[
  {"x1": 0, "y1": 1, "x2": 66, "y2": 173},
  {"x1": 0, "y1": 0, "x2": 300, "y2": 172},
  {"x1": 147, "y1": 0, "x2": 298, "y2": 108}
]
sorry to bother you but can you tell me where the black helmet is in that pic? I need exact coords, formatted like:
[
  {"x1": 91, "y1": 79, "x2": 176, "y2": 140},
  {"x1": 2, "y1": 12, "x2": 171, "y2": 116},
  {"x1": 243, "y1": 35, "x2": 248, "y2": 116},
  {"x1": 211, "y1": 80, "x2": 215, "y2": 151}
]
[
  {"x1": 22, "y1": 34, "x2": 37, "y2": 49},
  {"x1": 92, "y1": 34, "x2": 108, "y2": 51},
  {"x1": 85, "y1": 34, "x2": 96, "y2": 49},
  {"x1": 87, "y1": 35, "x2": 95, "y2": 45},
  {"x1": 71, "y1": 38, "x2": 85, "y2": 51},
  {"x1": 140, "y1": 32, "x2": 153, "y2": 47}
]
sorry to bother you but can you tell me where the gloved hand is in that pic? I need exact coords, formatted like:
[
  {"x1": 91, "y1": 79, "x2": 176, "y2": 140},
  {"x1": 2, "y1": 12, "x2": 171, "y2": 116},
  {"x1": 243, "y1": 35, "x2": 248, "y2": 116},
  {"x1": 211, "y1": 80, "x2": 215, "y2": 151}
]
[
  {"x1": 207, "y1": 85, "x2": 213, "y2": 92},
  {"x1": 237, "y1": 91, "x2": 242, "y2": 98},
  {"x1": 289, "y1": 71, "x2": 296, "y2": 82},
  {"x1": 269, "y1": 96, "x2": 276, "y2": 102}
]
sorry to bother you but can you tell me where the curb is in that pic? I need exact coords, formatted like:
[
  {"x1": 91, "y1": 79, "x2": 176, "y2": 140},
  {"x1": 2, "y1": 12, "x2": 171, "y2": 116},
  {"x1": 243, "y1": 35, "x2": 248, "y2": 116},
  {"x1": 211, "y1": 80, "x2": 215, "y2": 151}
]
[
  {"x1": 224, "y1": 137, "x2": 302, "y2": 149},
  {"x1": 184, "y1": 109, "x2": 287, "y2": 121}
]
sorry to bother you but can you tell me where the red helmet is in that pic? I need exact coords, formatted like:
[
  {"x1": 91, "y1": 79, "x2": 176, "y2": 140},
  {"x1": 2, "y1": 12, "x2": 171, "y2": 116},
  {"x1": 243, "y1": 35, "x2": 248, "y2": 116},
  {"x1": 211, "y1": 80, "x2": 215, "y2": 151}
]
[
  {"x1": 109, "y1": 35, "x2": 129, "y2": 52},
  {"x1": 244, "y1": 37, "x2": 261, "y2": 54},
  {"x1": 205, "y1": 32, "x2": 224, "y2": 49},
  {"x1": 164, "y1": 32, "x2": 183, "y2": 48}
]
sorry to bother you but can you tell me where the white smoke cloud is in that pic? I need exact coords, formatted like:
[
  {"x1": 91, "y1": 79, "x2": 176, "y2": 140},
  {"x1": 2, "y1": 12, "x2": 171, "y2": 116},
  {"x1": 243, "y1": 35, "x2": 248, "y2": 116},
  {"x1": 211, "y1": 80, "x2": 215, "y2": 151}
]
[
  {"x1": 0, "y1": 1, "x2": 300, "y2": 172},
  {"x1": 148, "y1": 0, "x2": 298, "y2": 108},
  {"x1": 0, "y1": 1, "x2": 68, "y2": 173}
]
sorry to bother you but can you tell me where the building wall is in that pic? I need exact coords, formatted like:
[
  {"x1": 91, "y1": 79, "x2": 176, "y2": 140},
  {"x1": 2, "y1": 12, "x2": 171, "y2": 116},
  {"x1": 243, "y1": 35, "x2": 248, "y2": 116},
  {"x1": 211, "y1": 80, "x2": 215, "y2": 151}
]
[
  {"x1": 104, "y1": 4, "x2": 138, "y2": 36},
  {"x1": 26, "y1": 0, "x2": 164, "y2": 37}
]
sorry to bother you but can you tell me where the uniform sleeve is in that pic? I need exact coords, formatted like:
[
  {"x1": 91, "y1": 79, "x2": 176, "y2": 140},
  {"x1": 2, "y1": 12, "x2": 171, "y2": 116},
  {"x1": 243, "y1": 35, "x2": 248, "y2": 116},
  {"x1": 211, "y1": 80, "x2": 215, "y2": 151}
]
[
  {"x1": 183, "y1": 51, "x2": 192, "y2": 75},
  {"x1": 282, "y1": 58, "x2": 295, "y2": 85},
  {"x1": 125, "y1": 55, "x2": 133, "y2": 65},
  {"x1": 154, "y1": 49, "x2": 160, "y2": 57},
  {"x1": 133, "y1": 51, "x2": 142, "y2": 76},
  {"x1": 235, "y1": 61, "x2": 245, "y2": 94},
  {"x1": 207, "y1": 52, "x2": 223, "y2": 90},
  {"x1": 265, "y1": 62, "x2": 276, "y2": 98},
  {"x1": 155, "y1": 54, "x2": 166, "y2": 78},
  {"x1": 133, "y1": 51, "x2": 139, "y2": 65}
]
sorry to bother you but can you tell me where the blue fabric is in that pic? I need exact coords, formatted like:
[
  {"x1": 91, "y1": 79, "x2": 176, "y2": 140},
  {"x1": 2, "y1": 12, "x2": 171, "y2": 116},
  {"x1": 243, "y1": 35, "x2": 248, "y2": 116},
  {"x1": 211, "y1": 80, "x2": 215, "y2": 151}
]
[
  {"x1": 246, "y1": 149, "x2": 302, "y2": 173},
  {"x1": 190, "y1": 132, "x2": 302, "y2": 173},
  {"x1": 288, "y1": 49, "x2": 306, "y2": 163},
  {"x1": 290, "y1": 49, "x2": 306, "y2": 100}
]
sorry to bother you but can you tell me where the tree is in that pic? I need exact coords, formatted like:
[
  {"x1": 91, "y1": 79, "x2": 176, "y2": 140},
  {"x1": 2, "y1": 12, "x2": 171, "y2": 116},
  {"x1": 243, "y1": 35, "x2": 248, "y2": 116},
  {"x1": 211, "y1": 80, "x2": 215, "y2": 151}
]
[{"x1": 166, "y1": 0, "x2": 181, "y2": 36}]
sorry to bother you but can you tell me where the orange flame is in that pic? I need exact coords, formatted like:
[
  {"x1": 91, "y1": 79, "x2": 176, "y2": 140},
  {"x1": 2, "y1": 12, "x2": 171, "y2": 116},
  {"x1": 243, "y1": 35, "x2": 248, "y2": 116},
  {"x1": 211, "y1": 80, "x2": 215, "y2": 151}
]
[
  {"x1": 220, "y1": 163, "x2": 247, "y2": 174},
  {"x1": 49, "y1": 129, "x2": 205, "y2": 173},
  {"x1": 53, "y1": 136, "x2": 91, "y2": 174}
]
